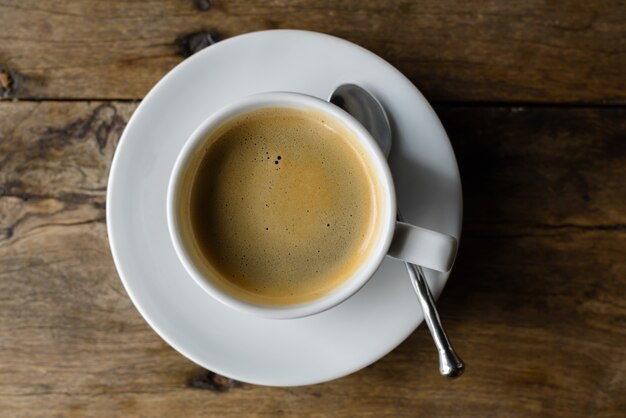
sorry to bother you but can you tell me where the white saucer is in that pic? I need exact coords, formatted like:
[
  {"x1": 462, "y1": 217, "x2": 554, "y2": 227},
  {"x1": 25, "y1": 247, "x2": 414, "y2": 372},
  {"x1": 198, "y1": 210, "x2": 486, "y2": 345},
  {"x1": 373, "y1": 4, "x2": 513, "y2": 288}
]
[{"x1": 107, "y1": 30, "x2": 462, "y2": 386}]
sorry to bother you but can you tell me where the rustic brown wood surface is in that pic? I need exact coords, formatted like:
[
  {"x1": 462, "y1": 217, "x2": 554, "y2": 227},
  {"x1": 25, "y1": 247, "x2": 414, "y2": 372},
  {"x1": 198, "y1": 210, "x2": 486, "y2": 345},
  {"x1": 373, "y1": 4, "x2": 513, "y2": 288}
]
[
  {"x1": 0, "y1": 0, "x2": 625, "y2": 102},
  {"x1": 1, "y1": 1, "x2": 625, "y2": 417}
]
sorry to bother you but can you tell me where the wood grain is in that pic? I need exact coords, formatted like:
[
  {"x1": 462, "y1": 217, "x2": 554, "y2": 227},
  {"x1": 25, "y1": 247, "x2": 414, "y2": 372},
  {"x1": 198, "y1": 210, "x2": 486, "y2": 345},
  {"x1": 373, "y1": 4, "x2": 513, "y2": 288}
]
[
  {"x1": 0, "y1": 102, "x2": 624, "y2": 417},
  {"x1": 0, "y1": 0, "x2": 624, "y2": 102}
]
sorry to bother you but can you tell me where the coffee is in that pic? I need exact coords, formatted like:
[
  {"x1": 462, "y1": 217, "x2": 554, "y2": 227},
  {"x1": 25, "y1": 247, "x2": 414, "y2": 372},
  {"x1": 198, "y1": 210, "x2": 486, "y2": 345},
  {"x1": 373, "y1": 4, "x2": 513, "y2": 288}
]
[{"x1": 177, "y1": 107, "x2": 382, "y2": 305}]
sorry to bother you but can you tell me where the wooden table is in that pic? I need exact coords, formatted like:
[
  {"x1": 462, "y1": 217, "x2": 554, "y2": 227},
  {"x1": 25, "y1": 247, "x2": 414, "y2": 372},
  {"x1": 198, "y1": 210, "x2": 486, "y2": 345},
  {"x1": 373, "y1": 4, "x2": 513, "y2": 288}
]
[{"x1": 1, "y1": 1, "x2": 625, "y2": 416}]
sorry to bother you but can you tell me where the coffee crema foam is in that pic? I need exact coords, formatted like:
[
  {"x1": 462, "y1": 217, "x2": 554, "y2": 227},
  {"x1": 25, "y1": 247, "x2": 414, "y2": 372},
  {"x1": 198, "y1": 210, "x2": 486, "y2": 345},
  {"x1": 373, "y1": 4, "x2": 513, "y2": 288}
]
[{"x1": 178, "y1": 107, "x2": 382, "y2": 305}]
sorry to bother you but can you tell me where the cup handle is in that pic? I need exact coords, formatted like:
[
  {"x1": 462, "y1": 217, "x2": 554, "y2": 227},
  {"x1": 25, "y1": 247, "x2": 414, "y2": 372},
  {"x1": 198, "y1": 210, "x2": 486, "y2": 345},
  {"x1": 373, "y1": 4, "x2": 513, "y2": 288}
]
[{"x1": 387, "y1": 222, "x2": 458, "y2": 272}]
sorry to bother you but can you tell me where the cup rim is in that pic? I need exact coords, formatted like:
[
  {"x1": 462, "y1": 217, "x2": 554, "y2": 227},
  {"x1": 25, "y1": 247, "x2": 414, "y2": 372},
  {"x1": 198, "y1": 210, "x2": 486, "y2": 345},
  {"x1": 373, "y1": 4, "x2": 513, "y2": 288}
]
[{"x1": 167, "y1": 92, "x2": 396, "y2": 319}]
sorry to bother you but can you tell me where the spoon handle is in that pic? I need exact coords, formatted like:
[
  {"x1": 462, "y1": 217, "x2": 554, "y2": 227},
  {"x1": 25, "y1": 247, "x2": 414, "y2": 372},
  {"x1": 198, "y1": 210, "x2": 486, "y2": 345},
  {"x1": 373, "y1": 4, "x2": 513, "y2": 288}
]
[{"x1": 398, "y1": 212, "x2": 465, "y2": 378}]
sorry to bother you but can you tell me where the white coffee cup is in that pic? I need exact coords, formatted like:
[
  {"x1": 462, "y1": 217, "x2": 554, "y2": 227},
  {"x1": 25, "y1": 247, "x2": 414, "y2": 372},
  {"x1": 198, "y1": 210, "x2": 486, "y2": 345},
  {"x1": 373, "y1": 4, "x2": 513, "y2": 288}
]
[{"x1": 167, "y1": 92, "x2": 457, "y2": 319}]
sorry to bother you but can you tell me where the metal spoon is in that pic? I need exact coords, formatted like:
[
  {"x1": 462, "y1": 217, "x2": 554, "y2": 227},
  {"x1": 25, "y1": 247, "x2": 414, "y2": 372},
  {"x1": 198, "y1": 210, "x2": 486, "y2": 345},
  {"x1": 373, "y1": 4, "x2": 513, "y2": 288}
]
[{"x1": 329, "y1": 84, "x2": 465, "y2": 378}]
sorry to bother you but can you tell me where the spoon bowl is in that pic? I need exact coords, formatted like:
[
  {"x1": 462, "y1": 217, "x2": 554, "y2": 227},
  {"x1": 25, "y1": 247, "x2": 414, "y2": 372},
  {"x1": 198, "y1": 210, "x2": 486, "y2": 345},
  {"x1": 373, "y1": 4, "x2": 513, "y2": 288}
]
[{"x1": 330, "y1": 84, "x2": 393, "y2": 158}]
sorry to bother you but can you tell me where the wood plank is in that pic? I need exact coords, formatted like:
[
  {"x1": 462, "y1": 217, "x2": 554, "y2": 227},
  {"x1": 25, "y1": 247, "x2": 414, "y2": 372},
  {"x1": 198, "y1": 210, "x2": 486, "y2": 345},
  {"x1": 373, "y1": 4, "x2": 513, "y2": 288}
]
[
  {"x1": 438, "y1": 106, "x2": 626, "y2": 228},
  {"x1": 0, "y1": 0, "x2": 624, "y2": 102},
  {"x1": 0, "y1": 103, "x2": 625, "y2": 417}
]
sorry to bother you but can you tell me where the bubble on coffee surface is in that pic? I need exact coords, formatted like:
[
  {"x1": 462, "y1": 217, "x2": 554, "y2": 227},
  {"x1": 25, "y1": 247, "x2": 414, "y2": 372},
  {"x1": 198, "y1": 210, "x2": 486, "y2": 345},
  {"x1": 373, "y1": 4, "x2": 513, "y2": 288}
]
[{"x1": 186, "y1": 107, "x2": 380, "y2": 305}]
